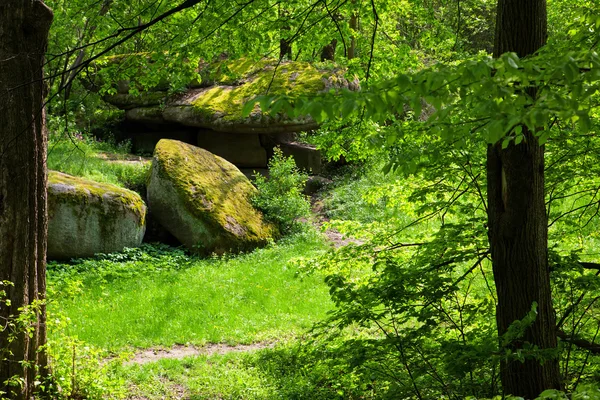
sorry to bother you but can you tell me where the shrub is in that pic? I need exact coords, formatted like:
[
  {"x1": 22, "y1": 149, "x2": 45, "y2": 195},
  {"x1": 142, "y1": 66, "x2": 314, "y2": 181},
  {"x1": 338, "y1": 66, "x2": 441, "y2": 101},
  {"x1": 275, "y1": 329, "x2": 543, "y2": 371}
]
[{"x1": 252, "y1": 148, "x2": 311, "y2": 234}]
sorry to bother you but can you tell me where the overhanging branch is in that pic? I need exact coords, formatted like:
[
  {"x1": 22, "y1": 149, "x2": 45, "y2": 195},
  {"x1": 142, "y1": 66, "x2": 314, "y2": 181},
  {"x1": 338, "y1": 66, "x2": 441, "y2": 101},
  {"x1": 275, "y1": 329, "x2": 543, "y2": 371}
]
[{"x1": 557, "y1": 329, "x2": 600, "y2": 354}]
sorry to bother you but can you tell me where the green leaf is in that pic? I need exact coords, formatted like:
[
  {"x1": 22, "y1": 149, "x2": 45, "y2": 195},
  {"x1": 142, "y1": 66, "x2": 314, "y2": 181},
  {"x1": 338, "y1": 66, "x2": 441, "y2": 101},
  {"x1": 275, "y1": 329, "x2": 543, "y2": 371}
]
[
  {"x1": 241, "y1": 99, "x2": 257, "y2": 117},
  {"x1": 258, "y1": 96, "x2": 274, "y2": 112},
  {"x1": 341, "y1": 100, "x2": 356, "y2": 119},
  {"x1": 578, "y1": 112, "x2": 592, "y2": 132},
  {"x1": 507, "y1": 53, "x2": 520, "y2": 69},
  {"x1": 538, "y1": 131, "x2": 550, "y2": 145},
  {"x1": 411, "y1": 98, "x2": 422, "y2": 119}
]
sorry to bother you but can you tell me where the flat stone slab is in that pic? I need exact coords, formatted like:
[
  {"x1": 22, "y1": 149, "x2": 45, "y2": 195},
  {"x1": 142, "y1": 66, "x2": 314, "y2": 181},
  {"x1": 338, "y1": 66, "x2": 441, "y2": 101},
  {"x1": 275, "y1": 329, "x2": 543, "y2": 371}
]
[
  {"x1": 279, "y1": 142, "x2": 322, "y2": 174},
  {"x1": 101, "y1": 58, "x2": 359, "y2": 133}
]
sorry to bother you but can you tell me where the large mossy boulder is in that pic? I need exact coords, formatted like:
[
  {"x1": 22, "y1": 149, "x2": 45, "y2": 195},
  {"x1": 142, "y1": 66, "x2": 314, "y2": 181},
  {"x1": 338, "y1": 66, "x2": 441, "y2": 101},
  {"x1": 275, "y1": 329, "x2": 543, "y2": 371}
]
[
  {"x1": 98, "y1": 57, "x2": 359, "y2": 133},
  {"x1": 48, "y1": 171, "x2": 147, "y2": 260},
  {"x1": 146, "y1": 139, "x2": 277, "y2": 254}
]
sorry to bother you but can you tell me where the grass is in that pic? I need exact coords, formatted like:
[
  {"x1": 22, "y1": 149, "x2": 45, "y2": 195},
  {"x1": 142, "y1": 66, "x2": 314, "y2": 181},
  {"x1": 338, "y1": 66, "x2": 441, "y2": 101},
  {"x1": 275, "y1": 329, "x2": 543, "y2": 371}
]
[
  {"x1": 47, "y1": 132, "x2": 150, "y2": 191},
  {"x1": 45, "y1": 230, "x2": 365, "y2": 400},
  {"x1": 47, "y1": 231, "x2": 332, "y2": 352},
  {"x1": 123, "y1": 352, "x2": 275, "y2": 399},
  {"x1": 120, "y1": 342, "x2": 374, "y2": 400}
]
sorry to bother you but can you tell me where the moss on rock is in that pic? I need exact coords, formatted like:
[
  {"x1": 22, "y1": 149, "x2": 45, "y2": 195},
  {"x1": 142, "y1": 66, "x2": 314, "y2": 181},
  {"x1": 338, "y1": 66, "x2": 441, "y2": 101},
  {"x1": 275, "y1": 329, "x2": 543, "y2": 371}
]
[
  {"x1": 48, "y1": 171, "x2": 147, "y2": 260},
  {"x1": 101, "y1": 57, "x2": 358, "y2": 133},
  {"x1": 187, "y1": 59, "x2": 349, "y2": 127},
  {"x1": 146, "y1": 139, "x2": 277, "y2": 254}
]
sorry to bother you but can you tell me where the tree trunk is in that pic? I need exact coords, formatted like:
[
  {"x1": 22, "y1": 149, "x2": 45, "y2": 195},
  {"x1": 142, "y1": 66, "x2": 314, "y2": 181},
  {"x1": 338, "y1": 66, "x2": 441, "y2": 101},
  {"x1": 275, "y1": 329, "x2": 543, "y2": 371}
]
[
  {"x1": 488, "y1": 0, "x2": 561, "y2": 397},
  {"x1": 320, "y1": 39, "x2": 338, "y2": 61},
  {"x1": 279, "y1": 5, "x2": 292, "y2": 60},
  {"x1": 348, "y1": 10, "x2": 358, "y2": 59},
  {"x1": 0, "y1": 1, "x2": 53, "y2": 399}
]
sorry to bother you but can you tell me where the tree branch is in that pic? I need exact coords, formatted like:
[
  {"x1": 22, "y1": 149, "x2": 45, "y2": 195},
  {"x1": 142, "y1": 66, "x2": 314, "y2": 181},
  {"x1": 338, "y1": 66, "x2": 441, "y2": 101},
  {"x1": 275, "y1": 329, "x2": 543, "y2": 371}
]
[{"x1": 557, "y1": 329, "x2": 600, "y2": 354}]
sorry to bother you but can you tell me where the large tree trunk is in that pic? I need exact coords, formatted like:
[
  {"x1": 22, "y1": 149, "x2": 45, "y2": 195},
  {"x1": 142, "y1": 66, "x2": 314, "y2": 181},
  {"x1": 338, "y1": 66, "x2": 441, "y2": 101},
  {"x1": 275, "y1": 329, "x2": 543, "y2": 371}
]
[
  {"x1": 0, "y1": 1, "x2": 53, "y2": 398},
  {"x1": 488, "y1": 0, "x2": 561, "y2": 397}
]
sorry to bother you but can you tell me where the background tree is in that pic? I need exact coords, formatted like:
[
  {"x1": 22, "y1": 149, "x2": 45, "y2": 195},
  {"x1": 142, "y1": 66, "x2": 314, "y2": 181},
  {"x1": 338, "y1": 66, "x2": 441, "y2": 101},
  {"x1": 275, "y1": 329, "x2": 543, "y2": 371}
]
[
  {"x1": 251, "y1": 0, "x2": 600, "y2": 397},
  {"x1": 0, "y1": 1, "x2": 53, "y2": 398},
  {"x1": 488, "y1": 0, "x2": 562, "y2": 396}
]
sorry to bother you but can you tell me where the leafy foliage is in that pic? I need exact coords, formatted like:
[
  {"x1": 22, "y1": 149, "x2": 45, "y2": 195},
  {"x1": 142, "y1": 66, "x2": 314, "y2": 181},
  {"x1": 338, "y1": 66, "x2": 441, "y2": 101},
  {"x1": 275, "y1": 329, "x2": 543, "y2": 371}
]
[
  {"x1": 36, "y1": 0, "x2": 600, "y2": 398},
  {"x1": 252, "y1": 148, "x2": 311, "y2": 234},
  {"x1": 42, "y1": 315, "x2": 128, "y2": 399},
  {"x1": 0, "y1": 282, "x2": 44, "y2": 399}
]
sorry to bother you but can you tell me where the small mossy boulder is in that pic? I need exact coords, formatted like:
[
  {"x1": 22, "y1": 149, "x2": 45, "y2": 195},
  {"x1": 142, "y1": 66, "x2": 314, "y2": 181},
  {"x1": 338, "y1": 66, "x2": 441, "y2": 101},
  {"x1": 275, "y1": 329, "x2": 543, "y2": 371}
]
[
  {"x1": 146, "y1": 139, "x2": 277, "y2": 254},
  {"x1": 48, "y1": 171, "x2": 147, "y2": 260}
]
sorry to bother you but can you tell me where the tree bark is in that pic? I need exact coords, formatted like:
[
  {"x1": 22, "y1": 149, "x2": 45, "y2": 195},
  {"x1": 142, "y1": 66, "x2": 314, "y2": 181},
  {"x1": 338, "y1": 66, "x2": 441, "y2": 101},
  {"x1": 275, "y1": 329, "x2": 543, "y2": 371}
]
[
  {"x1": 320, "y1": 39, "x2": 338, "y2": 61},
  {"x1": 488, "y1": 0, "x2": 561, "y2": 397},
  {"x1": 348, "y1": 10, "x2": 358, "y2": 59},
  {"x1": 0, "y1": 1, "x2": 53, "y2": 399}
]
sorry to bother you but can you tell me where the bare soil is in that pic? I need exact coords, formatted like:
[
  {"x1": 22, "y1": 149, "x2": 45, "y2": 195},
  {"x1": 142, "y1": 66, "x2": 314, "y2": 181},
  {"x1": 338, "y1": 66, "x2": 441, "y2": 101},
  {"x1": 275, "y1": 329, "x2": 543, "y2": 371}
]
[
  {"x1": 311, "y1": 197, "x2": 363, "y2": 248},
  {"x1": 126, "y1": 342, "x2": 276, "y2": 366}
]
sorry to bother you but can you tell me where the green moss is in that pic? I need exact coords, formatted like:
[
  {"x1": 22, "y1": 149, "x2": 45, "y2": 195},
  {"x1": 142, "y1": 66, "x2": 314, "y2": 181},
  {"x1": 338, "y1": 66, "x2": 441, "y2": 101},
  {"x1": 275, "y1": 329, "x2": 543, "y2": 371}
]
[
  {"x1": 199, "y1": 57, "x2": 273, "y2": 85},
  {"x1": 153, "y1": 140, "x2": 277, "y2": 252},
  {"x1": 192, "y1": 59, "x2": 333, "y2": 122},
  {"x1": 48, "y1": 171, "x2": 147, "y2": 226}
]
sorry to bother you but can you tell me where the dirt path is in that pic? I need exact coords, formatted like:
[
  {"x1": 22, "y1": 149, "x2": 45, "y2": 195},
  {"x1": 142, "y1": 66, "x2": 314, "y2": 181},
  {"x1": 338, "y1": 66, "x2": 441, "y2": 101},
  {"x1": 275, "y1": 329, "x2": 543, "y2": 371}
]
[
  {"x1": 311, "y1": 196, "x2": 363, "y2": 248},
  {"x1": 96, "y1": 152, "x2": 152, "y2": 166},
  {"x1": 125, "y1": 342, "x2": 276, "y2": 366}
]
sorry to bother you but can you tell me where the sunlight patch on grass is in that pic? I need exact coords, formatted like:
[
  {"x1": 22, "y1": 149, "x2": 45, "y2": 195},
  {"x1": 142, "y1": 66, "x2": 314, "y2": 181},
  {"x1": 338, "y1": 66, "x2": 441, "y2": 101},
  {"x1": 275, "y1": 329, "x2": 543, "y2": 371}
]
[{"x1": 48, "y1": 232, "x2": 331, "y2": 351}]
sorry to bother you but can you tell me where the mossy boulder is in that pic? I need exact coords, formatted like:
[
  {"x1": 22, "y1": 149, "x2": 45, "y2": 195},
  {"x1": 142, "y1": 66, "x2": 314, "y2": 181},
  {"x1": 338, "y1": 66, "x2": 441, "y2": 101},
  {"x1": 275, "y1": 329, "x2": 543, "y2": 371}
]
[
  {"x1": 146, "y1": 139, "x2": 277, "y2": 254},
  {"x1": 100, "y1": 57, "x2": 359, "y2": 133},
  {"x1": 47, "y1": 171, "x2": 147, "y2": 260},
  {"x1": 104, "y1": 91, "x2": 167, "y2": 110}
]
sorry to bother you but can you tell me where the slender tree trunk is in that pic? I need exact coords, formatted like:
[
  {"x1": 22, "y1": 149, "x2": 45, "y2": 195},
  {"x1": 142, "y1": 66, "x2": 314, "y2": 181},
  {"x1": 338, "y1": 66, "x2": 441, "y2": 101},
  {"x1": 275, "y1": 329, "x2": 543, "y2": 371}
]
[
  {"x1": 348, "y1": 10, "x2": 358, "y2": 59},
  {"x1": 488, "y1": 0, "x2": 561, "y2": 396},
  {"x1": 279, "y1": 5, "x2": 292, "y2": 60},
  {"x1": 63, "y1": 0, "x2": 112, "y2": 100},
  {"x1": 0, "y1": 1, "x2": 53, "y2": 399}
]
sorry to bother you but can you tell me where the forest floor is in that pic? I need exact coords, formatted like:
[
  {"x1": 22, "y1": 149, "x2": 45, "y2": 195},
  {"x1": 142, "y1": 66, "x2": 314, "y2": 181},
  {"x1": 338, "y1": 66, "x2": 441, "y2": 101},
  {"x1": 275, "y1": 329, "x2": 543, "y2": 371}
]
[
  {"x1": 46, "y1": 135, "x2": 376, "y2": 398},
  {"x1": 47, "y1": 215, "x2": 337, "y2": 399},
  {"x1": 125, "y1": 342, "x2": 276, "y2": 366}
]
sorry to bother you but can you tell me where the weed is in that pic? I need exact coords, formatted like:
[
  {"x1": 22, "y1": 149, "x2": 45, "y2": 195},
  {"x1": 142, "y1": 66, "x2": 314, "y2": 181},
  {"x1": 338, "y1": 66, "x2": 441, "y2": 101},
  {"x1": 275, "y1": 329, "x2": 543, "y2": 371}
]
[{"x1": 252, "y1": 148, "x2": 311, "y2": 234}]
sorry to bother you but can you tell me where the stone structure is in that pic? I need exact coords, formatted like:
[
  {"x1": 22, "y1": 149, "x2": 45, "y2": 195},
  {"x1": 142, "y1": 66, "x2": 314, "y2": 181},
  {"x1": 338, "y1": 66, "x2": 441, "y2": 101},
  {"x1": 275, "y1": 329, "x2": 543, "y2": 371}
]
[{"x1": 93, "y1": 57, "x2": 359, "y2": 174}]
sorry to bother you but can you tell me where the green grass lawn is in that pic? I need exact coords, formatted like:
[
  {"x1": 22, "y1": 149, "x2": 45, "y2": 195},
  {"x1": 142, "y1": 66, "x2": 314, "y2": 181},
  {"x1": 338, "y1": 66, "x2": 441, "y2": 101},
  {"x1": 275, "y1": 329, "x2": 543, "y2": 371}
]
[{"x1": 47, "y1": 231, "x2": 332, "y2": 352}]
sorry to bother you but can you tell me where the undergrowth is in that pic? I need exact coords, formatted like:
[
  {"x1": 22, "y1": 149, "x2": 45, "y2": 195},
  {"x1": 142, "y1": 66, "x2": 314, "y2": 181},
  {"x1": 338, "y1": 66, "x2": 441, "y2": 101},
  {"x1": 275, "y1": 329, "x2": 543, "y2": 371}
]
[{"x1": 252, "y1": 148, "x2": 311, "y2": 234}]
